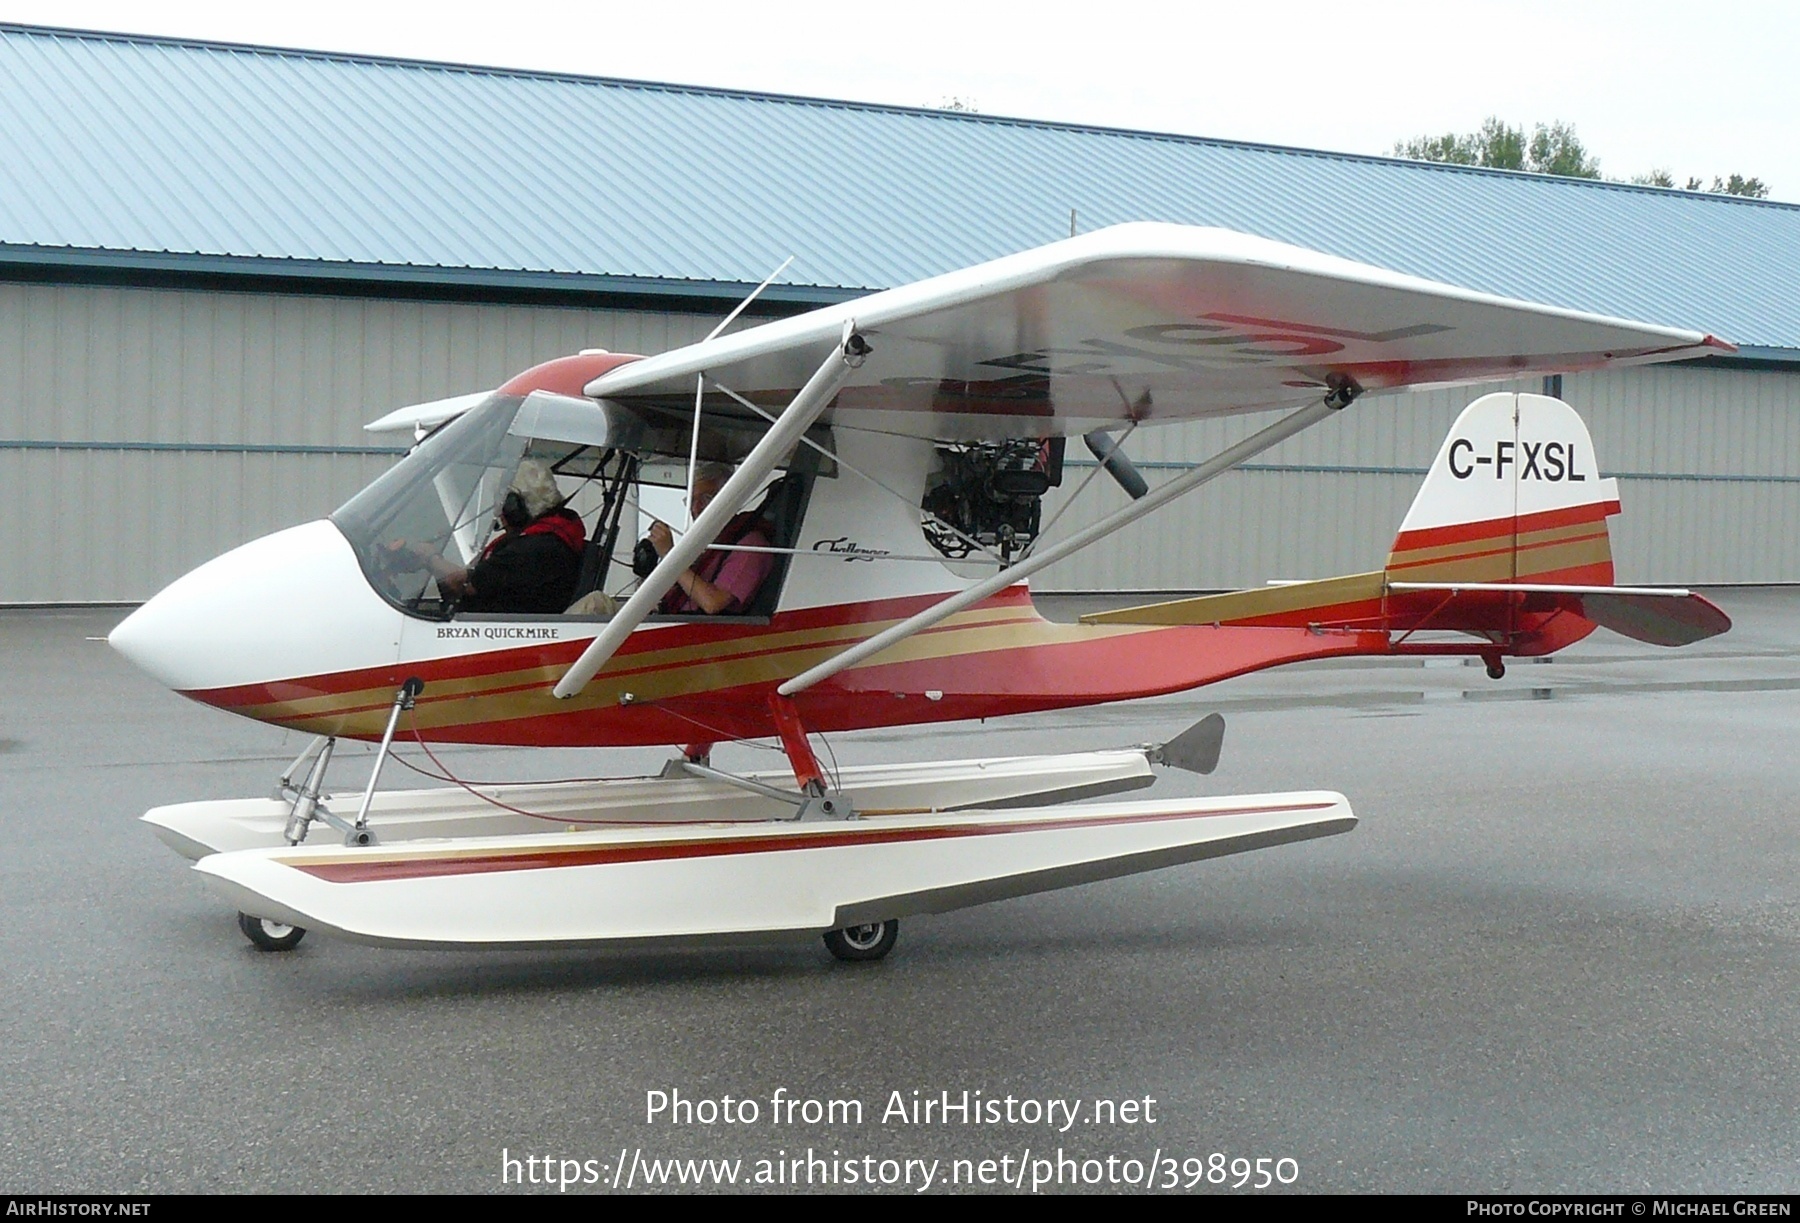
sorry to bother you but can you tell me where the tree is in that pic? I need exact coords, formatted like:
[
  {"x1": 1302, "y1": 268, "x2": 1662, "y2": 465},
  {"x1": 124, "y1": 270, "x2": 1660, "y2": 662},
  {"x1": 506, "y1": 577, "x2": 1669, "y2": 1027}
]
[
  {"x1": 1395, "y1": 132, "x2": 1474, "y2": 165},
  {"x1": 1709, "y1": 174, "x2": 1769, "y2": 198},
  {"x1": 1525, "y1": 121, "x2": 1600, "y2": 178},
  {"x1": 1394, "y1": 116, "x2": 1524, "y2": 170},
  {"x1": 1396, "y1": 117, "x2": 1593, "y2": 176},
  {"x1": 1633, "y1": 170, "x2": 1769, "y2": 198},
  {"x1": 1398, "y1": 118, "x2": 1770, "y2": 195}
]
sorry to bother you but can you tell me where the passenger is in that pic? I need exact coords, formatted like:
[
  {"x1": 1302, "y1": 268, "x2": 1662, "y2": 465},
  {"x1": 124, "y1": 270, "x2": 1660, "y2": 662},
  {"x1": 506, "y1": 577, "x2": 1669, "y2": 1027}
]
[
  {"x1": 401, "y1": 460, "x2": 585, "y2": 614},
  {"x1": 648, "y1": 462, "x2": 775, "y2": 615}
]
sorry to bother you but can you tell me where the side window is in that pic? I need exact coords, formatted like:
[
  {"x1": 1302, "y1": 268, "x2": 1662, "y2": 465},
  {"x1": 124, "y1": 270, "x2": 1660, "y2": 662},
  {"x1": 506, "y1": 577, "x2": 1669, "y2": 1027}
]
[
  {"x1": 335, "y1": 389, "x2": 826, "y2": 621},
  {"x1": 631, "y1": 465, "x2": 811, "y2": 621},
  {"x1": 541, "y1": 446, "x2": 639, "y2": 615}
]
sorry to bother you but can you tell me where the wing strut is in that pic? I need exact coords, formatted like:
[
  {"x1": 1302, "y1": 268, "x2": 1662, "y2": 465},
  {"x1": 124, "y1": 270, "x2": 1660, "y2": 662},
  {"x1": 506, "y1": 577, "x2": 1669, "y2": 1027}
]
[
  {"x1": 552, "y1": 322, "x2": 871, "y2": 700},
  {"x1": 777, "y1": 380, "x2": 1360, "y2": 698}
]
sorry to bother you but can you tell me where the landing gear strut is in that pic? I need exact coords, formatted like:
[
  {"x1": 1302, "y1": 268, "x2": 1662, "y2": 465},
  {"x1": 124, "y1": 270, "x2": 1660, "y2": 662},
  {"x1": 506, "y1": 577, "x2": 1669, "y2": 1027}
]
[{"x1": 277, "y1": 678, "x2": 424, "y2": 846}]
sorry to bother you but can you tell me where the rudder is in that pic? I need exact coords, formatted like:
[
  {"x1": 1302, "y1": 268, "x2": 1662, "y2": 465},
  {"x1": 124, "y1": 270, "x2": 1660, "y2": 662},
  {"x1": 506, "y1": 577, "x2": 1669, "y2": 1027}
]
[
  {"x1": 1386, "y1": 392, "x2": 1619, "y2": 586},
  {"x1": 1080, "y1": 389, "x2": 1728, "y2": 653}
]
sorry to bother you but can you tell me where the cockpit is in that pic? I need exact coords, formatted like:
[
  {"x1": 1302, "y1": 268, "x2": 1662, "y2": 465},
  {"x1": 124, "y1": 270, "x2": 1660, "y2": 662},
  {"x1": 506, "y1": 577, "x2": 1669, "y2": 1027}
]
[{"x1": 331, "y1": 389, "x2": 827, "y2": 621}]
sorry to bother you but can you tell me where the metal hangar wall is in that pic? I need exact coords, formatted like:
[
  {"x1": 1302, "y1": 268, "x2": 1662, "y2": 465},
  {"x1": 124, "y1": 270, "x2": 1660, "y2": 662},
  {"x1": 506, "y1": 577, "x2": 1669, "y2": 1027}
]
[
  {"x1": 0, "y1": 280, "x2": 719, "y2": 602},
  {"x1": 2, "y1": 23, "x2": 1797, "y2": 601}
]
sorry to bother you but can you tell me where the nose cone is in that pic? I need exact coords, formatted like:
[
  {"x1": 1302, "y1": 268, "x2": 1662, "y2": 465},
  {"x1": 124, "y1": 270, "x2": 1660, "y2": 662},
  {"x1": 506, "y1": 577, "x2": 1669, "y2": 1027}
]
[{"x1": 111, "y1": 520, "x2": 400, "y2": 695}]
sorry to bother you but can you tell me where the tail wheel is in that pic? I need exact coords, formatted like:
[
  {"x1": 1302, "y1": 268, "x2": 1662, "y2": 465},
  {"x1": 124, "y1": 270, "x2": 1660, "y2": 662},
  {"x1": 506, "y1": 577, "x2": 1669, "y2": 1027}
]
[
  {"x1": 823, "y1": 919, "x2": 898, "y2": 962},
  {"x1": 238, "y1": 911, "x2": 307, "y2": 952}
]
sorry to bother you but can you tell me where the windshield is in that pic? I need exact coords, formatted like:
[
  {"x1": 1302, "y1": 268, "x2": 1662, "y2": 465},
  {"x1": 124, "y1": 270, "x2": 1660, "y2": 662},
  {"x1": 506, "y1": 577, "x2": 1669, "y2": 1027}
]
[
  {"x1": 332, "y1": 395, "x2": 532, "y2": 612},
  {"x1": 332, "y1": 392, "x2": 826, "y2": 620}
]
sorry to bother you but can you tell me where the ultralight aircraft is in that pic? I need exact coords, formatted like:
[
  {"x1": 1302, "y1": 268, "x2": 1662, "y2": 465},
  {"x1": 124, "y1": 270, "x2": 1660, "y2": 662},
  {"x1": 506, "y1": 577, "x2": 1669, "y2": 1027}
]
[{"x1": 109, "y1": 223, "x2": 1732, "y2": 960}]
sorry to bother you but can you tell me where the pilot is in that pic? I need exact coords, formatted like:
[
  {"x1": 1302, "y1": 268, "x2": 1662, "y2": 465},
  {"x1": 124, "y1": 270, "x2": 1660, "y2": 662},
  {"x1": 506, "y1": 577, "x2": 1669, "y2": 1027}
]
[
  {"x1": 406, "y1": 460, "x2": 586, "y2": 614},
  {"x1": 648, "y1": 462, "x2": 775, "y2": 615}
]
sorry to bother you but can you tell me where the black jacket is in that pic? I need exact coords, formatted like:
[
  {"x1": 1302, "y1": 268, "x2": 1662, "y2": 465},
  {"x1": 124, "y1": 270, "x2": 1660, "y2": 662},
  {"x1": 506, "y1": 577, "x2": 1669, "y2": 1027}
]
[{"x1": 460, "y1": 510, "x2": 584, "y2": 614}]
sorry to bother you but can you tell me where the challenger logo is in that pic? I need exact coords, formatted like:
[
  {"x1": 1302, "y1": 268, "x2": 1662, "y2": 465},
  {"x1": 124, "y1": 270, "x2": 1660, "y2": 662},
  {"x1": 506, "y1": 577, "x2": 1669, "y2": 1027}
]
[{"x1": 811, "y1": 537, "x2": 890, "y2": 562}]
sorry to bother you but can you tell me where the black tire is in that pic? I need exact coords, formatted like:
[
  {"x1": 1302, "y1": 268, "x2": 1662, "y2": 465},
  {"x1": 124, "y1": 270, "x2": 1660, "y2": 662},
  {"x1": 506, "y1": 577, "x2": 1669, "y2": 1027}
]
[
  {"x1": 238, "y1": 911, "x2": 307, "y2": 952},
  {"x1": 823, "y1": 919, "x2": 898, "y2": 962}
]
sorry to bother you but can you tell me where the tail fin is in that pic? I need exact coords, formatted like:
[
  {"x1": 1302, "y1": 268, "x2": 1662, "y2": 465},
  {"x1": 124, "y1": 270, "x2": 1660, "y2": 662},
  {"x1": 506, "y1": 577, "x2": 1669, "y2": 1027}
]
[
  {"x1": 1081, "y1": 392, "x2": 1729, "y2": 651},
  {"x1": 1385, "y1": 392, "x2": 1618, "y2": 586}
]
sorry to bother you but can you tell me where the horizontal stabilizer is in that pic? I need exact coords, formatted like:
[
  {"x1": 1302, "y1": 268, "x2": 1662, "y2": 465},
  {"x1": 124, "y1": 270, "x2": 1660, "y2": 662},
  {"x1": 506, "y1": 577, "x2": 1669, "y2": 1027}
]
[
  {"x1": 1081, "y1": 575, "x2": 1730, "y2": 647},
  {"x1": 1565, "y1": 589, "x2": 1732, "y2": 647}
]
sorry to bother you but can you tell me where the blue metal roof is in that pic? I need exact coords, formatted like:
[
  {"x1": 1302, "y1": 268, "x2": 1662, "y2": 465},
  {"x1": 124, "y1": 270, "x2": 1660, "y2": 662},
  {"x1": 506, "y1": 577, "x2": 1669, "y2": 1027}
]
[{"x1": 2, "y1": 23, "x2": 1797, "y2": 351}]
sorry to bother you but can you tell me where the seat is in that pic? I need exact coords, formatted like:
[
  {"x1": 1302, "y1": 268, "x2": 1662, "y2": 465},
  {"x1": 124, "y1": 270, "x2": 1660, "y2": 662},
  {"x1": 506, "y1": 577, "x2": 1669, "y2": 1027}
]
[
  {"x1": 570, "y1": 538, "x2": 606, "y2": 601},
  {"x1": 738, "y1": 474, "x2": 811, "y2": 617}
]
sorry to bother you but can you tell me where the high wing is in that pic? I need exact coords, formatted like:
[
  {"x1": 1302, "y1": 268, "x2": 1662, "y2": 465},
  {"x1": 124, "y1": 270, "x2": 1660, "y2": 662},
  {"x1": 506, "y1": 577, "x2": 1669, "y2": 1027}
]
[
  {"x1": 588, "y1": 222, "x2": 1730, "y2": 440},
  {"x1": 364, "y1": 390, "x2": 493, "y2": 437}
]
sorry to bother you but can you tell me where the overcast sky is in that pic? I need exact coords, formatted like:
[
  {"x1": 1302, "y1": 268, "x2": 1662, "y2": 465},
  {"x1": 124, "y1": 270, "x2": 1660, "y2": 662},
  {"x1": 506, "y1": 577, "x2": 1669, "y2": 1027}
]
[{"x1": 3, "y1": 0, "x2": 1795, "y2": 203}]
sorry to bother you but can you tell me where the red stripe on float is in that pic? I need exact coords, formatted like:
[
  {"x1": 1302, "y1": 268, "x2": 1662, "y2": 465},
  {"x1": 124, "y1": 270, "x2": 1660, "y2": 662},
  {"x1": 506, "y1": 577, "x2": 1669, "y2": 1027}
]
[{"x1": 291, "y1": 800, "x2": 1341, "y2": 883}]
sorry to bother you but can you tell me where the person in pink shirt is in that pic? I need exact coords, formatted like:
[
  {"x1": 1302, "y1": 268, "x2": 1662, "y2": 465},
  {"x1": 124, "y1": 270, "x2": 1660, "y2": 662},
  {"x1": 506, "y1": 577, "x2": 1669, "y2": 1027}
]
[{"x1": 648, "y1": 463, "x2": 776, "y2": 615}]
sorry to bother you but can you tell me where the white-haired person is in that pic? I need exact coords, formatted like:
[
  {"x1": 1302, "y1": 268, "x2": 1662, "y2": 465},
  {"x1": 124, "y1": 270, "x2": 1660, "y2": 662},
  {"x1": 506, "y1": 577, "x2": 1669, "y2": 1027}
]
[
  {"x1": 400, "y1": 459, "x2": 585, "y2": 614},
  {"x1": 646, "y1": 461, "x2": 775, "y2": 615}
]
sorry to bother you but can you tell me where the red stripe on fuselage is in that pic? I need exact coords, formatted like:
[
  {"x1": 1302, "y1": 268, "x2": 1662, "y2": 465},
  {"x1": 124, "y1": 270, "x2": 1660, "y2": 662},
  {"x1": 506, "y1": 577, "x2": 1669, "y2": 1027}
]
[
  {"x1": 187, "y1": 587, "x2": 1038, "y2": 709},
  {"x1": 1390, "y1": 501, "x2": 1619, "y2": 555},
  {"x1": 411, "y1": 624, "x2": 1392, "y2": 746},
  {"x1": 1384, "y1": 526, "x2": 1612, "y2": 574}
]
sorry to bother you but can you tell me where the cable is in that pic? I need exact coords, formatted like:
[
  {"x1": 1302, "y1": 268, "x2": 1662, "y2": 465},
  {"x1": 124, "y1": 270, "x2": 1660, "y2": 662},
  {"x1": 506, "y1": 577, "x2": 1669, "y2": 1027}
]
[
  {"x1": 402, "y1": 718, "x2": 651, "y2": 825},
  {"x1": 393, "y1": 709, "x2": 790, "y2": 827},
  {"x1": 389, "y1": 737, "x2": 645, "y2": 789},
  {"x1": 815, "y1": 729, "x2": 844, "y2": 791},
  {"x1": 653, "y1": 702, "x2": 788, "y2": 755}
]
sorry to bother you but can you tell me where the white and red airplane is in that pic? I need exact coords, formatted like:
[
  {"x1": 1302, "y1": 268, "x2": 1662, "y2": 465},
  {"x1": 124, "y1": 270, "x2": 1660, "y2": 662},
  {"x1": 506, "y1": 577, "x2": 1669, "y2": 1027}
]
[{"x1": 110, "y1": 223, "x2": 1732, "y2": 960}]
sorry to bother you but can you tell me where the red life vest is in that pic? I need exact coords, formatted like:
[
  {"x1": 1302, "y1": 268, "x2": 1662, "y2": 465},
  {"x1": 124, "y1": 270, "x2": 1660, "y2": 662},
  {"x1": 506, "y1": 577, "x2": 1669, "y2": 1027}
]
[{"x1": 658, "y1": 511, "x2": 772, "y2": 614}]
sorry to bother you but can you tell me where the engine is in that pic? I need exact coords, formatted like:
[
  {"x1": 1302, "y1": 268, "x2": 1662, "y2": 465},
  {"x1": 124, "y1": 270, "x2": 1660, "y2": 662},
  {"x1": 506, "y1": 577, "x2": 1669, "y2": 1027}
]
[{"x1": 921, "y1": 438, "x2": 1064, "y2": 564}]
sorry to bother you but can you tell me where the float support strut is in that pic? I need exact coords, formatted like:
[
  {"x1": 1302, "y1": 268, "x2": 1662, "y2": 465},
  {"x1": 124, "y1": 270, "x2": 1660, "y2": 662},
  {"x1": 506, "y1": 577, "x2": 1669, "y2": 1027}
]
[
  {"x1": 282, "y1": 736, "x2": 336, "y2": 846},
  {"x1": 348, "y1": 677, "x2": 424, "y2": 846},
  {"x1": 768, "y1": 693, "x2": 826, "y2": 794}
]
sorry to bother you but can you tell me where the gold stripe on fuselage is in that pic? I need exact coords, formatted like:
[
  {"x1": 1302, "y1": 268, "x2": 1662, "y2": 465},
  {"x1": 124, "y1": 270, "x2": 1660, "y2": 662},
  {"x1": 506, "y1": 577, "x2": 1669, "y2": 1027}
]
[
  {"x1": 229, "y1": 602, "x2": 1145, "y2": 732},
  {"x1": 1386, "y1": 516, "x2": 1609, "y2": 570},
  {"x1": 1387, "y1": 523, "x2": 1611, "y2": 581}
]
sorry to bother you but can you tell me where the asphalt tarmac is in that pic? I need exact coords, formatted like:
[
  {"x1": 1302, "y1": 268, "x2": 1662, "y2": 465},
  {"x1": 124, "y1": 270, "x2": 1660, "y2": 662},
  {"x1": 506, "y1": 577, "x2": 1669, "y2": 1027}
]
[{"x1": 2, "y1": 591, "x2": 1797, "y2": 1195}]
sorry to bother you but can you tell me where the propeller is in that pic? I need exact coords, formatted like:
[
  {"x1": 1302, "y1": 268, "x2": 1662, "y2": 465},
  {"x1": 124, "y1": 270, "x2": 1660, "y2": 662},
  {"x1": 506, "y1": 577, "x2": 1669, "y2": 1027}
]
[{"x1": 1083, "y1": 428, "x2": 1149, "y2": 501}]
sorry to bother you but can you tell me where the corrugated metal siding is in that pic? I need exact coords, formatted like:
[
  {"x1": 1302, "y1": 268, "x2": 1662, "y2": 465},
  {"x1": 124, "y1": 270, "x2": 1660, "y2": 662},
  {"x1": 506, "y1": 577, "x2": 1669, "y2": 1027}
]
[
  {"x1": 0, "y1": 25, "x2": 1796, "y2": 348},
  {"x1": 0, "y1": 448, "x2": 396, "y2": 603},
  {"x1": 1034, "y1": 369, "x2": 1800, "y2": 591},
  {"x1": 1034, "y1": 382, "x2": 1510, "y2": 592},
  {"x1": 4, "y1": 279, "x2": 1799, "y2": 602},
  {"x1": 1569, "y1": 367, "x2": 1800, "y2": 584},
  {"x1": 0, "y1": 281, "x2": 718, "y2": 602}
]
